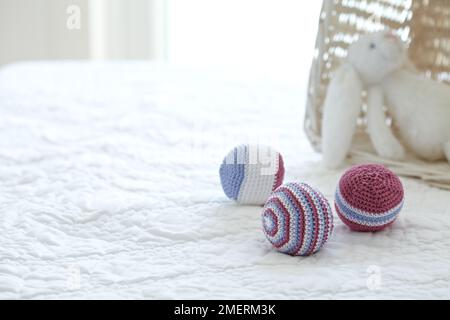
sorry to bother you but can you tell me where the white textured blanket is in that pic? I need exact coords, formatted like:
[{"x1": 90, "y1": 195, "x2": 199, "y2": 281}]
[{"x1": 0, "y1": 62, "x2": 449, "y2": 299}]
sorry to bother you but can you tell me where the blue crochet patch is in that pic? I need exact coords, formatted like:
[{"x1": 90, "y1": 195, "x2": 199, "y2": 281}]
[{"x1": 219, "y1": 146, "x2": 246, "y2": 200}]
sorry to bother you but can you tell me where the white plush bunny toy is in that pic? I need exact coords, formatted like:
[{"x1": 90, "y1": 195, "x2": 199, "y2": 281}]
[{"x1": 322, "y1": 30, "x2": 450, "y2": 168}]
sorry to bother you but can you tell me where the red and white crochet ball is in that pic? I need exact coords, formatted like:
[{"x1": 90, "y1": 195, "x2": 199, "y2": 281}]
[
  {"x1": 335, "y1": 164, "x2": 404, "y2": 232},
  {"x1": 262, "y1": 182, "x2": 334, "y2": 256}
]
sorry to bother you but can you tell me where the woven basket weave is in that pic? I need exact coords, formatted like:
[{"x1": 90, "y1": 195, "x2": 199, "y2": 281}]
[{"x1": 305, "y1": 0, "x2": 450, "y2": 189}]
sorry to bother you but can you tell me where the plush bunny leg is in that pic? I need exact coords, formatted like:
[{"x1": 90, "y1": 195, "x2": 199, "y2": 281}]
[
  {"x1": 367, "y1": 86, "x2": 405, "y2": 160},
  {"x1": 322, "y1": 64, "x2": 362, "y2": 168}
]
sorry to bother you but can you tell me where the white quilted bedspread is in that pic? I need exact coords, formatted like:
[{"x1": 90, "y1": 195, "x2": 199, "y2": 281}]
[{"x1": 0, "y1": 62, "x2": 449, "y2": 299}]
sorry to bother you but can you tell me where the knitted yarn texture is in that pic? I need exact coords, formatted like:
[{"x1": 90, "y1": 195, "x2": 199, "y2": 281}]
[
  {"x1": 220, "y1": 145, "x2": 284, "y2": 205},
  {"x1": 335, "y1": 164, "x2": 404, "y2": 232},
  {"x1": 262, "y1": 182, "x2": 333, "y2": 256}
]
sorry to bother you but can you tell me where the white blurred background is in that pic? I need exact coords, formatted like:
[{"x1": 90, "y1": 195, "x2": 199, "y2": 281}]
[{"x1": 0, "y1": 0, "x2": 322, "y2": 83}]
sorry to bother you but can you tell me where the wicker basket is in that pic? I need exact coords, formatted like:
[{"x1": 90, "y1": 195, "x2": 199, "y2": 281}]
[{"x1": 305, "y1": 0, "x2": 450, "y2": 189}]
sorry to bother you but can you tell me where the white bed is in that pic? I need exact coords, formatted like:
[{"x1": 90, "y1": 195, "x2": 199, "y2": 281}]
[{"x1": 0, "y1": 62, "x2": 449, "y2": 299}]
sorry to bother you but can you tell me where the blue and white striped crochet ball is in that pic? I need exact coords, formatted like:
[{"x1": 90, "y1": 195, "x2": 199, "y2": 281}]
[
  {"x1": 262, "y1": 182, "x2": 333, "y2": 256},
  {"x1": 219, "y1": 145, "x2": 285, "y2": 205}
]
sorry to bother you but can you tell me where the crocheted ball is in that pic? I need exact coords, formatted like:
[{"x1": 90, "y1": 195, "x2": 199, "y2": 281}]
[
  {"x1": 262, "y1": 182, "x2": 333, "y2": 256},
  {"x1": 335, "y1": 164, "x2": 404, "y2": 232},
  {"x1": 219, "y1": 145, "x2": 284, "y2": 205}
]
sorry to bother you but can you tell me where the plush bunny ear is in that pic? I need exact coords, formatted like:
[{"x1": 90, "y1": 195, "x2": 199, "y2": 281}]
[{"x1": 321, "y1": 63, "x2": 362, "y2": 168}]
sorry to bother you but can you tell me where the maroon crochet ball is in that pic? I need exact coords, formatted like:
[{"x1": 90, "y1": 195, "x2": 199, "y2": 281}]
[{"x1": 335, "y1": 164, "x2": 404, "y2": 232}]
